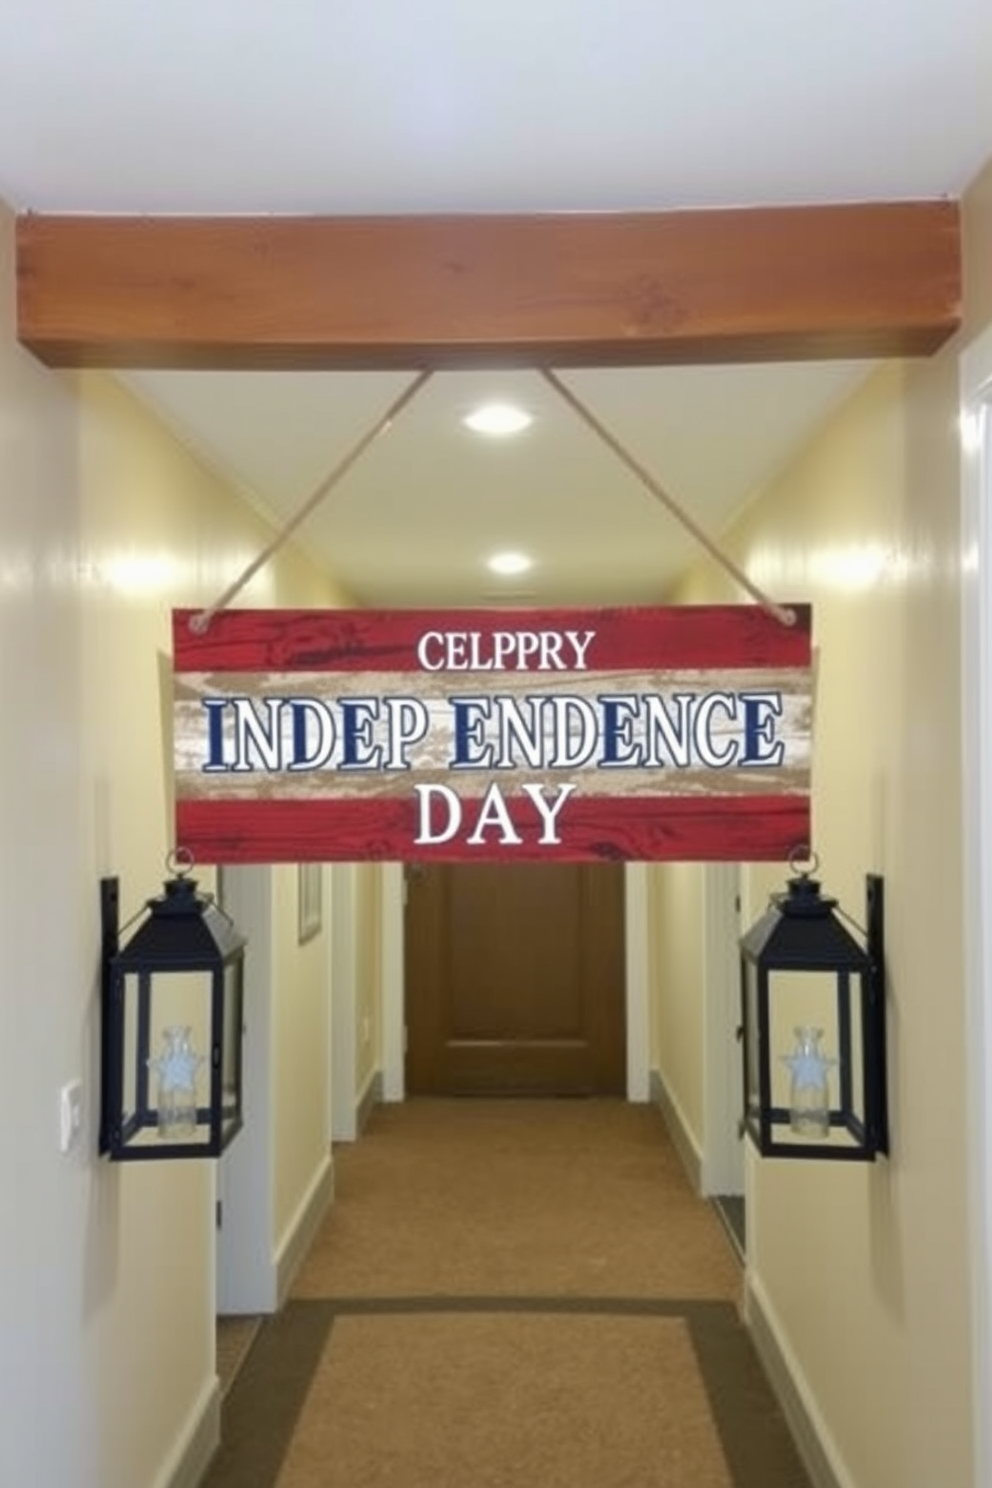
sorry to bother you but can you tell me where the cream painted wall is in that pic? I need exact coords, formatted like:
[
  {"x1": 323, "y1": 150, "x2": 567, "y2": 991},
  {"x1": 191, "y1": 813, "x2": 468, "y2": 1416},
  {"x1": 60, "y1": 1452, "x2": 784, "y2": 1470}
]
[
  {"x1": 735, "y1": 362, "x2": 946, "y2": 1488},
  {"x1": 354, "y1": 862, "x2": 382, "y2": 1097},
  {"x1": 649, "y1": 156, "x2": 992, "y2": 1488},
  {"x1": 272, "y1": 862, "x2": 331, "y2": 1251},
  {"x1": 0, "y1": 195, "x2": 351, "y2": 1488},
  {"x1": 649, "y1": 862, "x2": 705, "y2": 1144}
]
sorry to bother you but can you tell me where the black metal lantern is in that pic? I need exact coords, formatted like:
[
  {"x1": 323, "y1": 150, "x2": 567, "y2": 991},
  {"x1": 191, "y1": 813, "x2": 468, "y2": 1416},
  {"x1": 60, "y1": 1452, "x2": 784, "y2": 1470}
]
[
  {"x1": 739, "y1": 853, "x2": 888, "y2": 1161},
  {"x1": 100, "y1": 852, "x2": 246, "y2": 1161}
]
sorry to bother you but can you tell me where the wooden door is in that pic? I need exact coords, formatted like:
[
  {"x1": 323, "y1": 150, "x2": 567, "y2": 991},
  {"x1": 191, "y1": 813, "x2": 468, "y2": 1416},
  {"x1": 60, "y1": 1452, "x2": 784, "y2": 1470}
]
[{"x1": 405, "y1": 863, "x2": 626, "y2": 1095}]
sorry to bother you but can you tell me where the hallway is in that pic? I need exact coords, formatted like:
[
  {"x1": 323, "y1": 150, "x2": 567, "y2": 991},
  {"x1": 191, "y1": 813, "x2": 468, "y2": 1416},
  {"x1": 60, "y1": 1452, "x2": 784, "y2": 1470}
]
[{"x1": 205, "y1": 1100, "x2": 810, "y2": 1487}]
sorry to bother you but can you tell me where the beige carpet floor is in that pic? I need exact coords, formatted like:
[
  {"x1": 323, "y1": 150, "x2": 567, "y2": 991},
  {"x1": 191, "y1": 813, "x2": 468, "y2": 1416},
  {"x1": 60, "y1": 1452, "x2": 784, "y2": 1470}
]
[
  {"x1": 296, "y1": 1098, "x2": 742, "y2": 1300},
  {"x1": 215, "y1": 1315, "x2": 262, "y2": 1397},
  {"x1": 204, "y1": 1099, "x2": 811, "y2": 1488}
]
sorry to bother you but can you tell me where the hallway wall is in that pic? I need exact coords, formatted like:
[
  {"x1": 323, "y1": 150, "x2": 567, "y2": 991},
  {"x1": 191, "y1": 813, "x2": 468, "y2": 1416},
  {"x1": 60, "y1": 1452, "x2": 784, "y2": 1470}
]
[
  {"x1": 648, "y1": 861, "x2": 705, "y2": 1149},
  {"x1": 649, "y1": 154, "x2": 992, "y2": 1488},
  {"x1": 354, "y1": 862, "x2": 383, "y2": 1104},
  {"x1": 0, "y1": 193, "x2": 352, "y2": 1488},
  {"x1": 273, "y1": 862, "x2": 332, "y2": 1258}
]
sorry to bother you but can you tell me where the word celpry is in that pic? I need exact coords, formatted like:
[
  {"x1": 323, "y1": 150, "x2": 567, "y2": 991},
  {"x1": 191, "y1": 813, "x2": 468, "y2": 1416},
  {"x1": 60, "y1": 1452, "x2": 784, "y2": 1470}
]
[
  {"x1": 415, "y1": 628, "x2": 596, "y2": 672},
  {"x1": 198, "y1": 689, "x2": 786, "y2": 773}
]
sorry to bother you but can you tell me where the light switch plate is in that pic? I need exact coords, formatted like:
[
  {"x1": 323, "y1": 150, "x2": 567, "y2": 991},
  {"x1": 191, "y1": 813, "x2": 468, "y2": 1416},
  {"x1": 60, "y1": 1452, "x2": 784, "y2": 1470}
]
[{"x1": 59, "y1": 1080, "x2": 83, "y2": 1153}]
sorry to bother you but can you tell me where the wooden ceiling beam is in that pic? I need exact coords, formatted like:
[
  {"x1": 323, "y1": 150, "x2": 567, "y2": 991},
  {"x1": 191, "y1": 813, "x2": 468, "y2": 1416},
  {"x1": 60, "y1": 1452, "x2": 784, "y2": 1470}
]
[{"x1": 16, "y1": 203, "x2": 960, "y2": 370}]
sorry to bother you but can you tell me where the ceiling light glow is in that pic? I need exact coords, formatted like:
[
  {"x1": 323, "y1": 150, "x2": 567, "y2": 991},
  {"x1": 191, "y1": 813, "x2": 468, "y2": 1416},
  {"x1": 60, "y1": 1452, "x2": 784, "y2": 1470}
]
[
  {"x1": 960, "y1": 409, "x2": 985, "y2": 456},
  {"x1": 462, "y1": 402, "x2": 533, "y2": 436},
  {"x1": 487, "y1": 552, "x2": 533, "y2": 576}
]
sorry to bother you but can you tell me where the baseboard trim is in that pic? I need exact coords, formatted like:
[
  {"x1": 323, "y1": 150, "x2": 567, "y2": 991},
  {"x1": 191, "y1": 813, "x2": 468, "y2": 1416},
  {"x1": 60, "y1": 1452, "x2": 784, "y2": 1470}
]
[
  {"x1": 651, "y1": 1067, "x2": 703, "y2": 1195},
  {"x1": 356, "y1": 1068, "x2": 383, "y2": 1135},
  {"x1": 274, "y1": 1152, "x2": 335, "y2": 1307},
  {"x1": 151, "y1": 1375, "x2": 220, "y2": 1488},
  {"x1": 745, "y1": 1274, "x2": 853, "y2": 1488}
]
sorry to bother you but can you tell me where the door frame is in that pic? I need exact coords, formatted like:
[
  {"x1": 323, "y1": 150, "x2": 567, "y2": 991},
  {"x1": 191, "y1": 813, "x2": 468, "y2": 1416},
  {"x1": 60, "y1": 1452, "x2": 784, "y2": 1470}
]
[
  {"x1": 960, "y1": 317, "x2": 992, "y2": 1488},
  {"x1": 329, "y1": 863, "x2": 359, "y2": 1139},
  {"x1": 380, "y1": 862, "x2": 650, "y2": 1102},
  {"x1": 214, "y1": 864, "x2": 278, "y2": 1313},
  {"x1": 702, "y1": 861, "x2": 745, "y2": 1196}
]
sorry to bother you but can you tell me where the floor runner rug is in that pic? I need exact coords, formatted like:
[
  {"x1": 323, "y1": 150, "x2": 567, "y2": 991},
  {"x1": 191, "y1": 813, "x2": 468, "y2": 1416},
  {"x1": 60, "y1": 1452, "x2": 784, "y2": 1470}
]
[{"x1": 204, "y1": 1101, "x2": 811, "y2": 1487}]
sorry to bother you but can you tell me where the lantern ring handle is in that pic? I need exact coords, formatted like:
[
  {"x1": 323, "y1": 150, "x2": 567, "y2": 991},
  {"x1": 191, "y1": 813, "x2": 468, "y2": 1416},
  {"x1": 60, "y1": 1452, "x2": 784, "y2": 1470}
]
[
  {"x1": 166, "y1": 847, "x2": 196, "y2": 879},
  {"x1": 788, "y1": 843, "x2": 820, "y2": 877}
]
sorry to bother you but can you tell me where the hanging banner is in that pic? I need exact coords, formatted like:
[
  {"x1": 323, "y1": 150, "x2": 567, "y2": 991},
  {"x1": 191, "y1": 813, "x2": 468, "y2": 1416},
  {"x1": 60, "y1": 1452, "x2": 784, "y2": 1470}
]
[{"x1": 172, "y1": 604, "x2": 812, "y2": 863}]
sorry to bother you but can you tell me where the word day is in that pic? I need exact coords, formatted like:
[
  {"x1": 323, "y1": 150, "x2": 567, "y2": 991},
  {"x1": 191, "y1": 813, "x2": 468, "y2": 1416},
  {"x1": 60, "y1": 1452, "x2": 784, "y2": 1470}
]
[{"x1": 415, "y1": 783, "x2": 576, "y2": 846}]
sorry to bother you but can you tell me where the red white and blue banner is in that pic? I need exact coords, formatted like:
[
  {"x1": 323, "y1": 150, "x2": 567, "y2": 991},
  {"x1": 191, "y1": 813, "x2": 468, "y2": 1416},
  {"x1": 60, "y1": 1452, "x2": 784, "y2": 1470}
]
[{"x1": 172, "y1": 604, "x2": 812, "y2": 863}]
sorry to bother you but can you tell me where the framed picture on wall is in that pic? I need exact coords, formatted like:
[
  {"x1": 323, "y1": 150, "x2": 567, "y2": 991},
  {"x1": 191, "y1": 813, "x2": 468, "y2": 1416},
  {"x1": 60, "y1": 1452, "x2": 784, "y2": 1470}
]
[{"x1": 298, "y1": 863, "x2": 323, "y2": 944}]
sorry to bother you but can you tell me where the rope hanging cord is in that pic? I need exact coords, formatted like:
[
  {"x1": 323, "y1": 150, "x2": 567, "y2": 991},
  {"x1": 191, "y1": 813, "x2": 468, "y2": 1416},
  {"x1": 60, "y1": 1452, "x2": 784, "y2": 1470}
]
[
  {"x1": 539, "y1": 369, "x2": 796, "y2": 628},
  {"x1": 190, "y1": 370, "x2": 435, "y2": 632},
  {"x1": 191, "y1": 363, "x2": 793, "y2": 631}
]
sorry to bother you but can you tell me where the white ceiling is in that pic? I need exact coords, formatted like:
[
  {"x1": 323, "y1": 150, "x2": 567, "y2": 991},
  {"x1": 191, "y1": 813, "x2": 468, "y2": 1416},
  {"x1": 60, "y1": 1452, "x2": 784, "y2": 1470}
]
[
  {"x1": 2, "y1": 1, "x2": 990, "y2": 215},
  {"x1": 120, "y1": 363, "x2": 873, "y2": 606},
  {"x1": 2, "y1": 1, "x2": 990, "y2": 606}
]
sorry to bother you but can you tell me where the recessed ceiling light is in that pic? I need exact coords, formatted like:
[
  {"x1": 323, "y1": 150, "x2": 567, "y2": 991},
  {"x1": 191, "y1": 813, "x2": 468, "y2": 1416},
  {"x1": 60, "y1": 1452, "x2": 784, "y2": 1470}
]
[
  {"x1": 487, "y1": 551, "x2": 533, "y2": 576},
  {"x1": 462, "y1": 402, "x2": 533, "y2": 437}
]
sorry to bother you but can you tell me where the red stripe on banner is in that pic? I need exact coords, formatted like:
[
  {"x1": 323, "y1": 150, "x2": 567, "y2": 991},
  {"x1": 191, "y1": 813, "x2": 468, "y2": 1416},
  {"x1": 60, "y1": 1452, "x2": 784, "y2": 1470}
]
[
  {"x1": 176, "y1": 794, "x2": 810, "y2": 864},
  {"x1": 173, "y1": 604, "x2": 811, "y2": 675}
]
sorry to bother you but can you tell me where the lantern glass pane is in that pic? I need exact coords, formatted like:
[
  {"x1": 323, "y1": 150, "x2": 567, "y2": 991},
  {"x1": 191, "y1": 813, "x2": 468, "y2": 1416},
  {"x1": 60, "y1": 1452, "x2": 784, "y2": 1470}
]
[
  {"x1": 768, "y1": 969, "x2": 834, "y2": 1147},
  {"x1": 119, "y1": 972, "x2": 142, "y2": 1134},
  {"x1": 847, "y1": 977, "x2": 866, "y2": 1129},
  {"x1": 135, "y1": 968, "x2": 214, "y2": 1149},
  {"x1": 221, "y1": 960, "x2": 243, "y2": 1126},
  {"x1": 768, "y1": 970, "x2": 835, "y2": 1104},
  {"x1": 765, "y1": 967, "x2": 866, "y2": 1153}
]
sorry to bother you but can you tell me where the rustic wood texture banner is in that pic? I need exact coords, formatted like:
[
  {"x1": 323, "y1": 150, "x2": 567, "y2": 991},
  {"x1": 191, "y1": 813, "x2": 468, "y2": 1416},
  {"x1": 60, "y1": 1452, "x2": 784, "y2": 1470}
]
[{"x1": 172, "y1": 604, "x2": 812, "y2": 863}]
